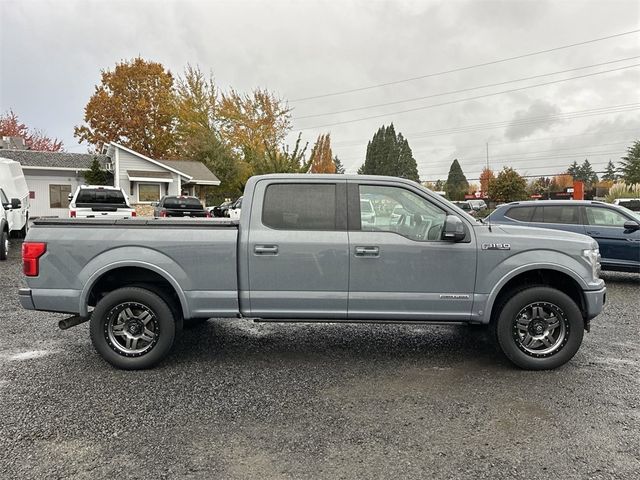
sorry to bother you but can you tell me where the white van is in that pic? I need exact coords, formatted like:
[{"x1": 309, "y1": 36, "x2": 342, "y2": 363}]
[{"x1": 0, "y1": 157, "x2": 30, "y2": 237}]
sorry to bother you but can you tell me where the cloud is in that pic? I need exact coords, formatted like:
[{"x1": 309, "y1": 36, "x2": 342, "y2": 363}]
[{"x1": 504, "y1": 100, "x2": 562, "y2": 140}]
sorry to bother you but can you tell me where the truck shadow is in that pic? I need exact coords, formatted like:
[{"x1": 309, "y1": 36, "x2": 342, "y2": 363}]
[{"x1": 170, "y1": 320, "x2": 505, "y2": 368}]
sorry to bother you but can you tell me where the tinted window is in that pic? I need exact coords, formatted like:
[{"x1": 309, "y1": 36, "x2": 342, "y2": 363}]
[
  {"x1": 263, "y1": 184, "x2": 336, "y2": 230},
  {"x1": 358, "y1": 185, "x2": 447, "y2": 241},
  {"x1": 76, "y1": 189, "x2": 127, "y2": 206},
  {"x1": 585, "y1": 207, "x2": 629, "y2": 227},
  {"x1": 163, "y1": 197, "x2": 203, "y2": 208},
  {"x1": 536, "y1": 205, "x2": 579, "y2": 224},
  {"x1": 505, "y1": 206, "x2": 534, "y2": 222},
  {"x1": 0, "y1": 189, "x2": 8, "y2": 204}
]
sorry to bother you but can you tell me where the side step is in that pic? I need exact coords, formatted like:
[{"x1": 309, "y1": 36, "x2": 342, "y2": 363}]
[{"x1": 58, "y1": 315, "x2": 89, "y2": 330}]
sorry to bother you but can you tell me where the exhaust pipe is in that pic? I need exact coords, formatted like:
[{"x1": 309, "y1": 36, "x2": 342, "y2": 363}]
[{"x1": 58, "y1": 315, "x2": 89, "y2": 330}]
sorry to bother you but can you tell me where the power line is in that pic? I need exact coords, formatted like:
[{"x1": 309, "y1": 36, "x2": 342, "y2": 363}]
[
  {"x1": 332, "y1": 108, "x2": 640, "y2": 148},
  {"x1": 291, "y1": 28, "x2": 640, "y2": 102},
  {"x1": 417, "y1": 150, "x2": 623, "y2": 168},
  {"x1": 297, "y1": 64, "x2": 640, "y2": 130},
  {"x1": 421, "y1": 166, "x2": 614, "y2": 183},
  {"x1": 294, "y1": 56, "x2": 640, "y2": 119}
]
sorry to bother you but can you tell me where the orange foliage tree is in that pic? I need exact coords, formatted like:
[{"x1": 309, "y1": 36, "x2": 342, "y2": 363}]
[
  {"x1": 308, "y1": 133, "x2": 336, "y2": 173},
  {"x1": 479, "y1": 167, "x2": 495, "y2": 194}
]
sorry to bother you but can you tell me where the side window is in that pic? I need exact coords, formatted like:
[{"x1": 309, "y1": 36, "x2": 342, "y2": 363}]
[
  {"x1": 585, "y1": 207, "x2": 629, "y2": 227},
  {"x1": 0, "y1": 189, "x2": 8, "y2": 205},
  {"x1": 505, "y1": 206, "x2": 534, "y2": 222},
  {"x1": 358, "y1": 185, "x2": 447, "y2": 241},
  {"x1": 541, "y1": 205, "x2": 579, "y2": 224},
  {"x1": 263, "y1": 183, "x2": 337, "y2": 230}
]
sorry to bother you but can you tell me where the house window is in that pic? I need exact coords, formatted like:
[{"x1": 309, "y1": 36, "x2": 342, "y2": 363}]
[
  {"x1": 49, "y1": 184, "x2": 71, "y2": 208},
  {"x1": 138, "y1": 183, "x2": 161, "y2": 202}
]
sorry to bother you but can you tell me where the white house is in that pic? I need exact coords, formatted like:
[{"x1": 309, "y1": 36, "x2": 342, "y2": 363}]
[{"x1": 0, "y1": 142, "x2": 220, "y2": 217}]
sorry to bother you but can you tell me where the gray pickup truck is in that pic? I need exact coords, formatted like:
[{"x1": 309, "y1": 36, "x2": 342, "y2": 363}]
[{"x1": 19, "y1": 174, "x2": 606, "y2": 370}]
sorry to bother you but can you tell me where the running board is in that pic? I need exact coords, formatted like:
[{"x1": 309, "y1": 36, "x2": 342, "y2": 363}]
[{"x1": 252, "y1": 318, "x2": 476, "y2": 326}]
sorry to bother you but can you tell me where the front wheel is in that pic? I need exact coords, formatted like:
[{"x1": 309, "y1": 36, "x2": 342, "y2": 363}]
[
  {"x1": 493, "y1": 287, "x2": 584, "y2": 370},
  {"x1": 90, "y1": 287, "x2": 176, "y2": 369}
]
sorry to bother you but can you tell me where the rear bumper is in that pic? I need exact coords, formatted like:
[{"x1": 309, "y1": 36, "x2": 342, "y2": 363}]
[
  {"x1": 584, "y1": 286, "x2": 606, "y2": 321},
  {"x1": 18, "y1": 288, "x2": 35, "y2": 310}
]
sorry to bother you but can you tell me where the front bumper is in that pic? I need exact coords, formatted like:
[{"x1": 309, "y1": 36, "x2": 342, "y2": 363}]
[
  {"x1": 584, "y1": 286, "x2": 606, "y2": 321},
  {"x1": 18, "y1": 288, "x2": 35, "y2": 310}
]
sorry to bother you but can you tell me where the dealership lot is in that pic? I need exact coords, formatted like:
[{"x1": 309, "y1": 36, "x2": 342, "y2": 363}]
[{"x1": 1, "y1": 242, "x2": 638, "y2": 479}]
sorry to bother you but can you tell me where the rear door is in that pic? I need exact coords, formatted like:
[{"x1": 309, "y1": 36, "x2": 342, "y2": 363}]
[
  {"x1": 347, "y1": 181, "x2": 476, "y2": 321},
  {"x1": 246, "y1": 179, "x2": 349, "y2": 318},
  {"x1": 529, "y1": 204, "x2": 586, "y2": 235},
  {"x1": 583, "y1": 205, "x2": 640, "y2": 269}
]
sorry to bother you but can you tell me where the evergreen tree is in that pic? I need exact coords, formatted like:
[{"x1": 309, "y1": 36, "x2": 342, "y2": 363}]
[
  {"x1": 83, "y1": 157, "x2": 110, "y2": 185},
  {"x1": 576, "y1": 159, "x2": 598, "y2": 187},
  {"x1": 567, "y1": 160, "x2": 580, "y2": 178},
  {"x1": 445, "y1": 159, "x2": 469, "y2": 201},
  {"x1": 619, "y1": 140, "x2": 640, "y2": 184},
  {"x1": 358, "y1": 124, "x2": 419, "y2": 181},
  {"x1": 602, "y1": 160, "x2": 618, "y2": 182},
  {"x1": 333, "y1": 155, "x2": 345, "y2": 174}
]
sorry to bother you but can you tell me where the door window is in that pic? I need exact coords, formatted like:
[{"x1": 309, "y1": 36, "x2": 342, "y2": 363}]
[
  {"x1": 49, "y1": 185, "x2": 71, "y2": 208},
  {"x1": 358, "y1": 185, "x2": 446, "y2": 241},
  {"x1": 585, "y1": 207, "x2": 629, "y2": 227},
  {"x1": 505, "y1": 206, "x2": 534, "y2": 222},
  {"x1": 533, "y1": 205, "x2": 579, "y2": 224},
  {"x1": 263, "y1": 183, "x2": 337, "y2": 230}
]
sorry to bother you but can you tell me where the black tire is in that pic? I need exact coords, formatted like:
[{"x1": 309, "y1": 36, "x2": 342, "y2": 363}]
[
  {"x1": 90, "y1": 287, "x2": 176, "y2": 370},
  {"x1": 493, "y1": 287, "x2": 584, "y2": 370},
  {"x1": 19, "y1": 215, "x2": 28, "y2": 238},
  {"x1": 0, "y1": 229, "x2": 8, "y2": 261}
]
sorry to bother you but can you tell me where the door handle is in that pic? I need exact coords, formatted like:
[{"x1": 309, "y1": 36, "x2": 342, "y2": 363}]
[
  {"x1": 254, "y1": 245, "x2": 279, "y2": 255},
  {"x1": 354, "y1": 246, "x2": 380, "y2": 257},
  {"x1": 586, "y1": 231, "x2": 600, "y2": 235}
]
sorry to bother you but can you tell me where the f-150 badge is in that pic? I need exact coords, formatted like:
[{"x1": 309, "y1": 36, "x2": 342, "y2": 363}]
[{"x1": 482, "y1": 243, "x2": 511, "y2": 250}]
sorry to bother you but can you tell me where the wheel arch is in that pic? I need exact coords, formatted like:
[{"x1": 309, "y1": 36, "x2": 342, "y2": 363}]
[
  {"x1": 80, "y1": 261, "x2": 189, "y2": 319},
  {"x1": 486, "y1": 265, "x2": 587, "y2": 325}
]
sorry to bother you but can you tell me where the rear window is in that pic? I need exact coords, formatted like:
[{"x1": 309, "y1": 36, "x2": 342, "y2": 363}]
[
  {"x1": 263, "y1": 183, "x2": 336, "y2": 230},
  {"x1": 163, "y1": 197, "x2": 203, "y2": 208},
  {"x1": 505, "y1": 206, "x2": 534, "y2": 222},
  {"x1": 535, "y1": 205, "x2": 579, "y2": 224},
  {"x1": 75, "y1": 189, "x2": 127, "y2": 206}
]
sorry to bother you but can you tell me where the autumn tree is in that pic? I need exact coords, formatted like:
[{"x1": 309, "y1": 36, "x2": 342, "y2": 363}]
[
  {"x1": 479, "y1": 167, "x2": 495, "y2": 194},
  {"x1": 308, "y1": 133, "x2": 336, "y2": 173},
  {"x1": 488, "y1": 167, "x2": 527, "y2": 202},
  {"x1": 74, "y1": 57, "x2": 177, "y2": 158},
  {"x1": 218, "y1": 88, "x2": 291, "y2": 163},
  {"x1": 0, "y1": 110, "x2": 63, "y2": 151},
  {"x1": 619, "y1": 140, "x2": 640, "y2": 184},
  {"x1": 358, "y1": 124, "x2": 419, "y2": 181},
  {"x1": 255, "y1": 133, "x2": 309, "y2": 175},
  {"x1": 445, "y1": 159, "x2": 468, "y2": 201},
  {"x1": 552, "y1": 173, "x2": 574, "y2": 191}
]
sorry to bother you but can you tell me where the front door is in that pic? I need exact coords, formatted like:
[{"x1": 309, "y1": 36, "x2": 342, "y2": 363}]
[
  {"x1": 584, "y1": 205, "x2": 640, "y2": 269},
  {"x1": 347, "y1": 181, "x2": 477, "y2": 321},
  {"x1": 247, "y1": 179, "x2": 349, "y2": 318}
]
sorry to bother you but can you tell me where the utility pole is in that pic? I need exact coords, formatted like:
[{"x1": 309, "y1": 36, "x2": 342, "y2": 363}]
[{"x1": 486, "y1": 142, "x2": 489, "y2": 169}]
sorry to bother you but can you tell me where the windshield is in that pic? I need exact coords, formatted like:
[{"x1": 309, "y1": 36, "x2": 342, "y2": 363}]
[
  {"x1": 619, "y1": 205, "x2": 640, "y2": 222},
  {"x1": 75, "y1": 189, "x2": 127, "y2": 206}
]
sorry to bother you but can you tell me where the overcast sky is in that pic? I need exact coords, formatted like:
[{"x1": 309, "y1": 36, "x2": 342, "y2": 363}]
[{"x1": 1, "y1": 0, "x2": 639, "y2": 182}]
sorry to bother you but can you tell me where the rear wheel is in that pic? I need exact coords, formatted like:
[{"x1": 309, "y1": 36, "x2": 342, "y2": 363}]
[
  {"x1": 0, "y1": 229, "x2": 8, "y2": 260},
  {"x1": 90, "y1": 287, "x2": 176, "y2": 369},
  {"x1": 493, "y1": 287, "x2": 584, "y2": 370}
]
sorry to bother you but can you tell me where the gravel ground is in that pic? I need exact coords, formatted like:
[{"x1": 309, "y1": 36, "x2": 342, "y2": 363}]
[{"x1": 1, "y1": 240, "x2": 639, "y2": 479}]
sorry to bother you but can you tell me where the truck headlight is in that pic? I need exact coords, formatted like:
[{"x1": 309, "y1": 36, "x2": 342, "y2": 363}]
[{"x1": 582, "y1": 247, "x2": 601, "y2": 280}]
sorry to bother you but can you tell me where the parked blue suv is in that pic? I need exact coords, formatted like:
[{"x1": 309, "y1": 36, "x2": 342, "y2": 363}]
[{"x1": 487, "y1": 200, "x2": 640, "y2": 273}]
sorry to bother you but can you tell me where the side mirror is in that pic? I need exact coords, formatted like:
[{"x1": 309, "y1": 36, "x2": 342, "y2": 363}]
[
  {"x1": 623, "y1": 220, "x2": 640, "y2": 231},
  {"x1": 67, "y1": 193, "x2": 73, "y2": 202},
  {"x1": 151, "y1": 202, "x2": 159, "y2": 207},
  {"x1": 10, "y1": 198, "x2": 21, "y2": 209},
  {"x1": 442, "y1": 215, "x2": 466, "y2": 242}
]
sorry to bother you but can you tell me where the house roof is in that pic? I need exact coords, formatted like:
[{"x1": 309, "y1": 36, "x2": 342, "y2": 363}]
[
  {"x1": 157, "y1": 160, "x2": 220, "y2": 185},
  {"x1": 0, "y1": 149, "x2": 108, "y2": 170}
]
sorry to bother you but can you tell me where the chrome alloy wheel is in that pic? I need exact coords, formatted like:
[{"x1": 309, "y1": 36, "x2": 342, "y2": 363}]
[
  {"x1": 104, "y1": 302, "x2": 159, "y2": 357},
  {"x1": 512, "y1": 302, "x2": 568, "y2": 358}
]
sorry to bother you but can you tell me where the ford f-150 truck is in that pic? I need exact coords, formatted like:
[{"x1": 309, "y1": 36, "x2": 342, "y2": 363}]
[{"x1": 19, "y1": 174, "x2": 606, "y2": 370}]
